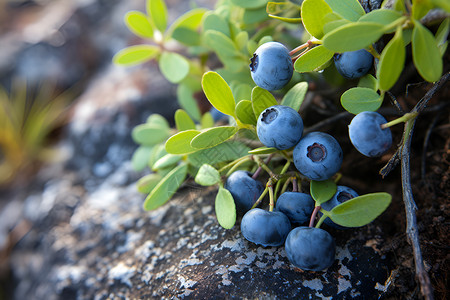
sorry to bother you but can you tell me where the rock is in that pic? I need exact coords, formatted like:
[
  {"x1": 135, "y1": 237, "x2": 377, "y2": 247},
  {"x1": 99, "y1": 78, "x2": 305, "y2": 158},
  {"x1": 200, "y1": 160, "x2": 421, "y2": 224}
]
[{"x1": 9, "y1": 163, "x2": 390, "y2": 299}]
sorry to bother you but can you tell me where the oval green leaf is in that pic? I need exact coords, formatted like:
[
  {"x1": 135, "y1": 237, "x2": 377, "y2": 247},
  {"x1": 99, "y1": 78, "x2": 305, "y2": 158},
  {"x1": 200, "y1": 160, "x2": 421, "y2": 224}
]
[
  {"x1": 323, "y1": 22, "x2": 385, "y2": 52},
  {"x1": 231, "y1": 0, "x2": 268, "y2": 9},
  {"x1": 301, "y1": 0, "x2": 333, "y2": 39},
  {"x1": 152, "y1": 153, "x2": 183, "y2": 171},
  {"x1": 146, "y1": 0, "x2": 168, "y2": 33},
  {"x1": 159, "y1": 52, "x2": 190, "y2": 83},
  {"x1": 147, "y1": 114, "x2": 169, "y2": 128},
  {"x1": 172, "y1": 27, "x2": 201, "y2": 46},
  {"x1": 281, "y1": 82, "x2": 308, "y2": 111},
  {"x1": 124, "y1": 11, "x2": 154, "y2": 38},
  {"x1": 175, "y1": 109, "x2": 196, "y2": 131},
  {"x1": 195, "y1": 164, "x2": 221, "y2": 186},
  {"x1": 341, "y1": 87, "x2": 383, "y2": 114},
  {"x1": 215, "y1": 187, "x2": 237, "y2": 229},
  {"x1": 201, "y1": 112, "x2": 215, "y2": 128},
  {"x1": 251, "y1": 86, "x2": 277, "y2": 119},
  {"x1": 310, "y1": 179, "x2": 337, "y2": 205},
  {"x1": 188, "y1": 141, "x2": 250, "y2": 167},
  {"x1": 328, "y1": 192, "x2": 392, "y2": 227},
  {"x1": 143, "y1": 163, "x2": 188, "y2": 210},
  {"x1": 149, "y1": 144, "x2": 167, "y2": 168},
  {"x1": 165, "y1": 130, "x2": 200, "y2": 154},
  {"x1": 132, "y1": 123, "x2": 170, "y2": 146},
  {"x1": 294, "y1": 45, "x2": 335, "y2": 73},
  {"x1": 177, "y1": 85, "x2": 201, "y2": 122},
  {"x1": 412, "y1": 0, "x2": 433, "y2": 20},
  {"x1": 358, "y1": 9, "x2": 403, "y2": 33},
  {"x1": 358, "y1": 74, "x2": 378, "y2": 90},
  {"x1": 236, "y1": 100, "x2": 257, "y2": 126},
  {"x1": 377, "y1": 27, "x2": 405, "y2": 91},
  {"x1": 190, "y1": 126, "x2": 237, "y2": 149},
  {"x1": 166, "y1": 8, "x2": 207, "y2": 38},
  {"x1": 137, "y1": 173, "x2": 162, "y2": 194},
  {"x1": 113, "y1": 45, "x2": 159, "y2": 66},
  {"x1": 412, "y1": 21, "x2": 443, "y2": 82},
  {"x1": 248, "y1": 147, "x2": 278, "y2": 154},
  {"x1": 131, "y1": 146, "x2": 153, "y2": 171},
  {"x1": 202, "y1": 13, "x2": 230, "y2": 37},
  {"x1": 202, "y1": 72, "x2": 236, "y2": 117},
  {"x1": 324, "y1": 0, "x2": 365, "y2": 21}
]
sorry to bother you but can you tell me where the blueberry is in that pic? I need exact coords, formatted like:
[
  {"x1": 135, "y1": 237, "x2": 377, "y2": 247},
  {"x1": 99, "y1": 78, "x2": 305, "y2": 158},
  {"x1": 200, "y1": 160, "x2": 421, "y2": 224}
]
[
  {"x1": 293, "y1": 132, "x2": 343, "y2": 181},
  {"x1": 241, "y1": 208, "x2": 291, "y2": 247},
  {"x1": 257, "y1": 105, "x2": 303, "y2": 150},
  {"x1": 275, "y1": 192, "x2": 314, "y2": 225},
  {"x1": 348, "y1": 111, "x2": 392, "y2": 157},
  {"x1": 285, "y1": 226, "x2": 335, "y2": 271},
  {"x1": 225, "y1": 170, "x2": 264, "y2": 214},
  {"x1": 334, "y1": 49, "x2": 373, "y2": 79},
  {"x1": 249, "y1": 42, "x2": 293, "y2": 91},
  {"x1": 320, "y1": 185, "x2": 359, "y2": 229}
]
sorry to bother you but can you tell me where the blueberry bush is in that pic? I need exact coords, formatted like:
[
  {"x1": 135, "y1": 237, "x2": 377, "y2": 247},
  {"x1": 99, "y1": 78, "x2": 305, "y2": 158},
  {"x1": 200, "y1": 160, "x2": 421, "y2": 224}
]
[{"x1": 114, "y1": 0, "x2": 448, "y2": 298}]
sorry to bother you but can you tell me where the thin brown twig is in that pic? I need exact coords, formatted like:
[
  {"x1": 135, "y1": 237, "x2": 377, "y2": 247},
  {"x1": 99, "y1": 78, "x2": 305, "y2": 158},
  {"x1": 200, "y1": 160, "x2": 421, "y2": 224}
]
[{"x1": 399, "y1": 71, "x2": 449, "y2": 300}]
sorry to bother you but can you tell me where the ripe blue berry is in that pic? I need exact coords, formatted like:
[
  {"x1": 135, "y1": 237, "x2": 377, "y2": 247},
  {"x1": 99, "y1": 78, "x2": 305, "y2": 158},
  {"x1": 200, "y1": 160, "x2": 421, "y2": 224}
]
[
  {"x1": 320, "y1": 185, "x2": 359, "y2": 229},
  {"x1": 257, "y1": 105, "x2": 303, "y2": 150},
  {"x1": 293, "y1": 132, "x2": 343, "y2": 181},
  {"x1": 225, "y1": 171, "x2": 264, "y2": 214},
  {"x1": 275, "y1": 192, "x2": 314, "y2": 225},
  {"x1": 285, "y1": 226, "x2": 335, "y2": 271},
  {"x1": 241, "y1": 208, "x2": 291, "y2": 247},
  {"x1": 334, "y1": 49, "x2": 373, "y2": 79},
  {"x1": 348, "y1": 111, "x2": 392, "y2": 157},
  {"x1": 249, "y1": 42, "x2": 293, "y2": 91}
]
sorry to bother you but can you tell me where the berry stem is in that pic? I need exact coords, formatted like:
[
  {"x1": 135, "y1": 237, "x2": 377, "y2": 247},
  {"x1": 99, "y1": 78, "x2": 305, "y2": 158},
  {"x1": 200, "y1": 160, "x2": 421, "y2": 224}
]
[
  {"x1": 279, "y1": 177, "x2": 292, "y2": 195},
  {"x1": 252, "y1": 154, "x2": 275, "y2": 179},
  {"x1": 225, "y1": 156, "x2": 252, "y2": 176},
  {"x1": 292, "y1": 178, "x2": 298, "y2": 192},
  {"x1": 220, "y1": 155, "x2": 251, "y2": 174},
  {"x1": 309, "y1": 205, "x2": 321, "y2": 227},
  {"x1": 315, "y1": 214, "x2": 327, "y2": 229},
  {"x1": 251, "y1": 186, "x2": 269, "y2": 209},
  {"x1": 289, "y1": 40, "x2": 314, "y2": 56},
  {"x1": 268, "y1": 180, "x2": 275, "y2": 212},
  {"x1": 381, "y1": 112, "x2": 418, "y2": 129}
]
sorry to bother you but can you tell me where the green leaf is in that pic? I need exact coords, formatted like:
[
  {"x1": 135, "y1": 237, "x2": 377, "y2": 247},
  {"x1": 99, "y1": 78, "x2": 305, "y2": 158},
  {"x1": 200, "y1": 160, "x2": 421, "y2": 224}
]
[
  {"x1": 131, "y1": 146, "x2": 153, "y2": 171},
  {"x1": 232, "y1": 83, "x2": 253, "y2": 102},
  {"x1": 243, "y1": 6, "x2": 271, "y2": 24},
  {"x1": 124, "y1": 11, "x2": 154, "y2": 38},
  {"x1": 201, "y1": 112, "x2": 215, "y2": 128},
  {"x1": 215, "y1": 187, "x2": 237, "y2": 229},
  {"x1": 166, "y1": 8, "x2": 207, "y2": 37},
  {"x1": 175, "y1": 109, "x2": 196, "y2": 131},
  {"x1": 268, "y1": 14, "x2": 302, "y2": 23},
  {"x1": 435, "y1": 18, "x2": 449, "y2": 55},
  {"x1": 149, "y1": 144, "x2": 167, "y2": 168},
  {"x1": 195, "y1": 164, "x2": 221, "y2": 186},
  {"x1": 324, "y1": 0, "x2": 365, "y2": 21},
  {"x1": 132, "y1": 123, "x2": 170, "y2": 146},
  {"x1": 328, "y1": 192, "x2": 391, "y2": 227},
  {"x1": 412, "y1": 20, "x2": 443, "y2": 82},
  {"x1": 248, "y1": 147, "x2": 278, "y2": 154},
  {"x1": 251, "y1": 86, "x2": 277, "y2": 119},
  {"x1": 152, "y1": 153, "x2": 183, "y2": 171},
  {"x1": 301, "y1": 0, "x2": 333, "y2": 39},
  {"x1": 323, "y1": 22, "x2": 385, "y2": 52},
  {"x1": 188, "y1": 141, "x2": 251, "y2": 167},
  {"x1": 294, "y1": 45, "x2": 335, "y2": 73},
  {"x1": 159, "y1": 52, "x2": 190, "y2": 83},
  {"x1": 172, "y1": 27, "x2": 201, "y2": 46},
  {"x1": 431, "y1": 0, "x2": 450, "y2": 12},
  {"x1": 203, "y1": 30, "x2": 238, "y2": 57},
  {"x1": 231, "y1": 0, "x2": 268, "y2": 9},
  {"x1": 177, "y1": 85, "x2": 201, "y2": 122},
  {"x1": 234, "y1": 31, "x2": 249, "y2": 52},
  {"x1": 137, "y1": 173, "x2": 162, "y2": 194},
  {"x1": 113, "y1": 45, "x2": 159, "y2": 66},
  {"x1": 341, "y1": 87, "x2": 383, "y2": 114},
  {"x1": 143, "y1": 163, "x2": 188, "y2": 210},
  {"x1": 412, "y1": 0, "x2": 433, "y2": 20},
  {"x1": 358, "y1": 9, "x2": 403, "y2": 33},
  {"x1": 190, "y1": 126, "x2": 237, "y2": 149},
  {"x1": 147, "y1": 114, "x2": 169, "y2": 128},
  {"x1": 202, "y1": 72, "x2": 236, "y2": 117},
  {"x1": 358, "y1": 74, "x2": 378, "y2": 90},
  {"x1": 165, "y1": 130, "x2": 200, "y2": 154},
  {"x1": 203, "y1": 13, "x2": 230, "y2": 37},
  {"x1": 147, "y1": 0, "x2": 168, "y2": 33},
  {"x1": 323, "y1": 19, "x2": 351, "y2": 34},
  {"x1": 236, "y1": 100, "x2": 257, "y2": 126},
  {"x1": 310, "y1": 179, "x2": 337, "y2": 205},
  {"x1": 281, "y1": 82, "x2": 308, "y2": 111},
  {"x1": 377, "y1": 27, "x2": 405, "y2": 91}
]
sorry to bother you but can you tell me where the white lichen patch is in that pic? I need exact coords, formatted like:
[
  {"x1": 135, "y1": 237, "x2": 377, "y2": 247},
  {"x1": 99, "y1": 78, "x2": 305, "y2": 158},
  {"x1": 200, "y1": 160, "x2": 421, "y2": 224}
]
[
  {"x1": 177, "y1": 275, "x2": 197, "y2": 289},
  {"x1": 108, "y1": 262, "x2": 136, "y2": 288},
  {"x1": 337, "y1": 277, "x2": 352, "y2": 294},
  {"x1": 335, "y1": 245, "x2": 353, "y2": 261},
  {"x1": 302, "y1": 278, "x2": 323, "y2": 291},
  {"x1": 117, "y1": 230, "x2": 143, "y2": 253}
]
